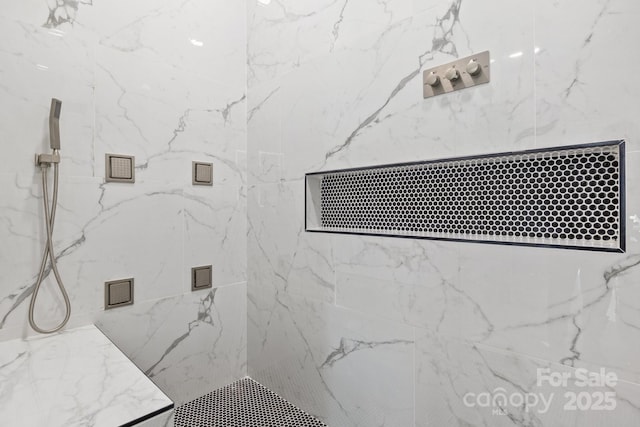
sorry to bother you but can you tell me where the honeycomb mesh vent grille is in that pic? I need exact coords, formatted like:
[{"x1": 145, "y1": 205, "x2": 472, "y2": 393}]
[
  {"x1": 175, "y1": 377, "x2": 327, "y2": 427},
  {"x1": 313, "y1": 141, "x2": 624, "y2": 252}
]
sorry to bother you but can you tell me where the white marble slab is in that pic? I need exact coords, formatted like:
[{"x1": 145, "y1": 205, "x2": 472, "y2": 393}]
[{"x1": 0, "y1": 324, "x2": 173, "y2": 427}]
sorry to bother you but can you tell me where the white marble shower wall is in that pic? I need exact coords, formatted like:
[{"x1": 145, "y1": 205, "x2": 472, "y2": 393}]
[
  {"x1": 0, "y1": 1, "x2": 247, "y2": 405},
  {"x1": 247, "y1": 0, "x2": 640, "y2": 426}
]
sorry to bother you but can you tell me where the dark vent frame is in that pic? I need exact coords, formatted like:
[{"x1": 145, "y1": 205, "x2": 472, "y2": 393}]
[{"x1": 305, "y1": 140, "x2": 625, "y2": 253}]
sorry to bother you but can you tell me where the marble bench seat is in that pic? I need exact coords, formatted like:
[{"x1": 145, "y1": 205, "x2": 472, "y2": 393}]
[{"x1": 0, "y1": 324, "x2": 174, "y2": 427}]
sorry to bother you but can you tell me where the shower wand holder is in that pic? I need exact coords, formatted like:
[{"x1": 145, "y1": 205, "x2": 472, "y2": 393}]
[{"x1": 35, "y1": 150, "x2": 60, "y2": 166}]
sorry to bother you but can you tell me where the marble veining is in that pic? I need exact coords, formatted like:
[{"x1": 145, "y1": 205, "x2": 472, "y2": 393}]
[
  {"x1": 321, "y1": 337, "x2": 413, "y2": 368},
  {"x1": 322, "y1": 0, "x2": 464, "y2": 166},
  {"x1": 44, "y1": 0, "x2": 93, "y2": 29},
  {"x1": 145, "y1": 289, "x2": 219, "y2": 378},
  {"x1": 559, "y1": 255, "x2": 640, "y2": 367},
  {"x1": 97, "y1": 284, "x2": 247, "y2": 406},
  {"x1": 0, "y1": 184, "x2": 184, "y2": 335},
  {"x1": 0, "y1": 324, "x2": 173, "y2": 427}
]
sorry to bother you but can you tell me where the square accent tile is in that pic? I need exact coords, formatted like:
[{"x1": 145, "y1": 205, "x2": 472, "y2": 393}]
[
  {"x1": 193, "y1": 161, "x2": 213, "y2": 186},
  {"x1": 192, "y1": 265, "x2": 212, "y2": 291},
  {"x1": 105, "y1": 278, "x2": 134, "y2": 309},
  {"x1": 105, "y1": 154, "x2": 135, "y2": 183}
]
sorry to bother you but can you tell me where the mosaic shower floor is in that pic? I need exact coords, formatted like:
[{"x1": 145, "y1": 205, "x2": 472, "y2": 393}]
[{"x1": 174, "y1": 377, "x2": 327, "y2": 427}]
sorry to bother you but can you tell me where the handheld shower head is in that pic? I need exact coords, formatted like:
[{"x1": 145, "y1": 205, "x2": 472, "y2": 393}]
[{"x1": 49, "y1": 98, "x2": 62, "y2": 150}]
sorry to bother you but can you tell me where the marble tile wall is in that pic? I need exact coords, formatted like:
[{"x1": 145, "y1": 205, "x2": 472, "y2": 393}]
[
  {"x1": 0, "y1": 0, "x2": 247, "y2": 404},
  {"x1": 247, "y1": 0, "x2": 640, "y2": 426},
  {"x1": 2, "y1": 0, "x2": 639, "y2": 423}
]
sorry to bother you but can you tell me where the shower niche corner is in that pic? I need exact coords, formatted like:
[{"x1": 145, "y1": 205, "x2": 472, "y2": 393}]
[{"x1": 305, "y1": 173, "x2": 324, "y2": 231}]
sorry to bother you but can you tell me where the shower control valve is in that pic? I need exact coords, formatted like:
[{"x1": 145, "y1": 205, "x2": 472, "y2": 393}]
[
  {"x1": 444, "y1": 67, "x2": 460, "y2": 81},
  {"x1": 424, "y1": 72, "x2": 440, "y2": 87},
  {"x1": 466, "y1": 59, "x2": 481, "y2": 76},
  {"x1": 422, "y1": 51, "x2": 490, "y2": 99}
]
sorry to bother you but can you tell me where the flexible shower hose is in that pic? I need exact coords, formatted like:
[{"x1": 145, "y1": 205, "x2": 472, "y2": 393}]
[{"x1": 28, "y1": 160, "x2": 71, "y2": 333}]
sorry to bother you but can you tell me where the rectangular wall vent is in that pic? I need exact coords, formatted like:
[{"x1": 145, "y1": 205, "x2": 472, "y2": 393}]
[{"x1": 305, "y1": 141, "x2": 625, "y2": 252}]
